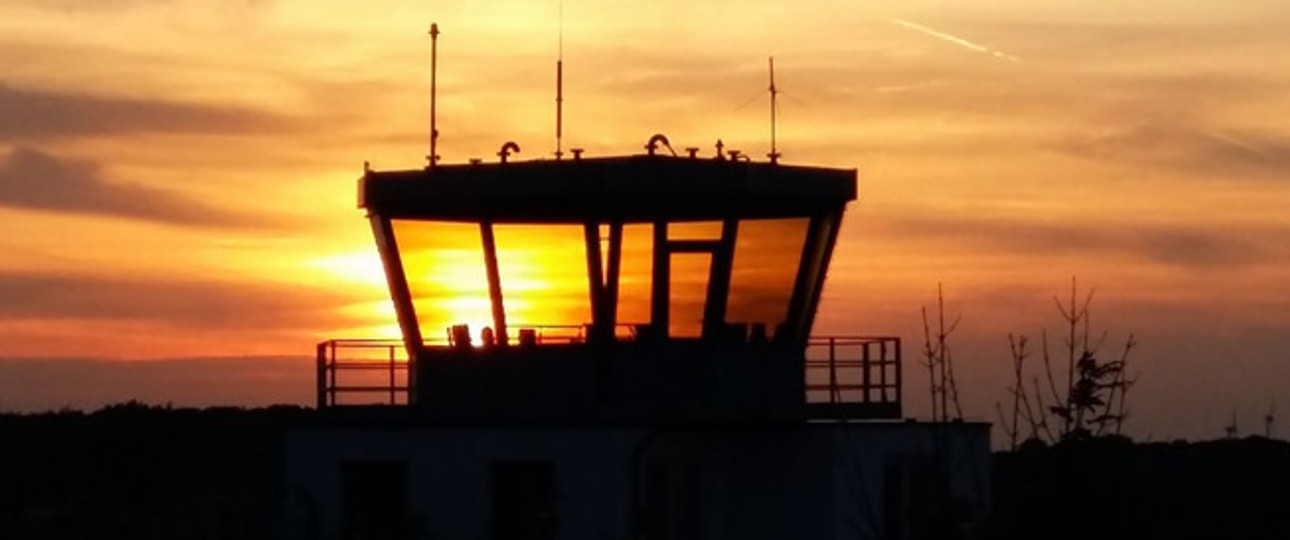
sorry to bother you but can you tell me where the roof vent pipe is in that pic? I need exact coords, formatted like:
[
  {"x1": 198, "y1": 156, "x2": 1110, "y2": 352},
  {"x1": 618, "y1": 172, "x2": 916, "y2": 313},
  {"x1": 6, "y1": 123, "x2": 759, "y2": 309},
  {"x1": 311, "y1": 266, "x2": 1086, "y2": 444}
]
[
  {"x1": 497, "y1": 141, "x2": 521, "y2": 163},
  {"x1": 645, "y1": 134, "x2": 676, "y2": 156}
]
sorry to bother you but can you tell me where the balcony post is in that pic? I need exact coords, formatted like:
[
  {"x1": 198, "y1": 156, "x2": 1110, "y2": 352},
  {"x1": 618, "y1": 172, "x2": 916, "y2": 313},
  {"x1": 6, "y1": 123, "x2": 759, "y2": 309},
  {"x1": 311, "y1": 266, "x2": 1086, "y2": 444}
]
[
  {"x1": 389, "y1": 344, "x2": 397, "y2": 405},
  {"x1": 316, "y1": 341, "x2": 328, "y2": 409},
  {"x1": 862, "y1": 341, "x2": 871, "y2": 404}
]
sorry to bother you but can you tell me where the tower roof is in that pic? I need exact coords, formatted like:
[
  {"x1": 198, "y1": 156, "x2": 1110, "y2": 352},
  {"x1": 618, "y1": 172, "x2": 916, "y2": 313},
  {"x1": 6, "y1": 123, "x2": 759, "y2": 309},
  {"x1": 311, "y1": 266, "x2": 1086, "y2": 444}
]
[{"x1": 361, "y1": 155, "x2": 856, "y2": 223}]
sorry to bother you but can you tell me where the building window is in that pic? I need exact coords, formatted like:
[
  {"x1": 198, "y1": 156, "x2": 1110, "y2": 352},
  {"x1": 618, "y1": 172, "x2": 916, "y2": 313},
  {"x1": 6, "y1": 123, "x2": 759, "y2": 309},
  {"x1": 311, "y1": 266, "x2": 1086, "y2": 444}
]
[
  {"x1": 616, "y1": 224, "x2": 655, "y2": 335},
  {"x1": 393, "y1": 220, "x2": 492, "y2": 341},
  {"x1": 668, "y1": 253, "x2": 712, "y2": 338},
  {"x1": 342, "y1": 461, "x2": 409, "y2": 540},
  {"x1": 726, "y1": 217, "x2": 809, "y2": 341},
  {"x1": 491, "y1": 461, "x2": 555, "y2": 540},
  {"x1": 644, "y1": 460, "x2": 699, "y2": 540}
]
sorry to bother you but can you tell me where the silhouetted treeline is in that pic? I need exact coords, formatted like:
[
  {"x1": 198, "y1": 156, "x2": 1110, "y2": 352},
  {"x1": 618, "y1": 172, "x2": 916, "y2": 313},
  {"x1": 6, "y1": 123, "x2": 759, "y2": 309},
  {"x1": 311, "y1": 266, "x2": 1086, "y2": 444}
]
[
  {"x1": 988, "y1": 436, "x2": 1290, "y2": 540},
  {"x1": 0, "y1": 402, "x2": 313, "y2": 540}
]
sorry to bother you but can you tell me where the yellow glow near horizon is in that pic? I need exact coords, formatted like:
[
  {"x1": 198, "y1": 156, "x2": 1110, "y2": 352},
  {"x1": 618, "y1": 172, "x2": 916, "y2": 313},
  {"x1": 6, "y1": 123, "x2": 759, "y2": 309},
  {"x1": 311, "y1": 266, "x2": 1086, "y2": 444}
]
[
  {"x1": 333, "y1": 301, "x2": 403, "y2": 340},
  {"x1": 307, "y1": 250, "x2": 389, "y2": 292}
]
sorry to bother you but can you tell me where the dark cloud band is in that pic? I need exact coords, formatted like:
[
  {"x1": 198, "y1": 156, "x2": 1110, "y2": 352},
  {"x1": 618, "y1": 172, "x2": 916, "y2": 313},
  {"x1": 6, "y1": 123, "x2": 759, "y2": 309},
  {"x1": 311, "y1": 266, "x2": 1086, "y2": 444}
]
[
  {"x1": 0, "y1": 146, "x2": 278, "y2": 227},
  {"x1": 0, "y1": 83, "x2": 290, "y2": 141},
  {"x1": 0, "y1": 270, "x2": 362, "y2": 329}
]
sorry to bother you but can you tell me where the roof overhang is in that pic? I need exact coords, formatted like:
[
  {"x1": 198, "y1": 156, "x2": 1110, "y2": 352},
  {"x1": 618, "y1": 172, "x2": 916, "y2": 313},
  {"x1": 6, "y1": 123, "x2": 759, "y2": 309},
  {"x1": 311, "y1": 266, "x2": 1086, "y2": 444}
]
[{"x1": 360, "y1": 155, "x2": 857, "y2": 223}]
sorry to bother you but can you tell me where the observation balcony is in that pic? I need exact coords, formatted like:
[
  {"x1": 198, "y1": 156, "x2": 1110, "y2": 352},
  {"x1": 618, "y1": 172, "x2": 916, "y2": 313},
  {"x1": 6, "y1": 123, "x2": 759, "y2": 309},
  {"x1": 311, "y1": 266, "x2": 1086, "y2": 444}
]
[{"x1": 316, "y1": 333, "x2": 900, "y2": 421}]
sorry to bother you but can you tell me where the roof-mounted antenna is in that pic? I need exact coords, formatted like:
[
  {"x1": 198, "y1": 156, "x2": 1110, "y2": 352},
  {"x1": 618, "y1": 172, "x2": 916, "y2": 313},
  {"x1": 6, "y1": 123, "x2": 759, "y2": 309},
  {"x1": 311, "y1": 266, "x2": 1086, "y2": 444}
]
[
  {"x1": 427, "y1": 23, "x2": 441, "y2": 170},
  {"x1": 554, "y1": 0, "x2": 565, "y2": 159},
  {"x1": 767, "y1": 56, "x2": 781, "y2": 164}
]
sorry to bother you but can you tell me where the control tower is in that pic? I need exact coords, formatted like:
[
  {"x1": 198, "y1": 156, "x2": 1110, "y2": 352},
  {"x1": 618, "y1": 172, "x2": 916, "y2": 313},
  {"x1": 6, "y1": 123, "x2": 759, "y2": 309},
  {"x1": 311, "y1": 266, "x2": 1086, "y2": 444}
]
[
  {"x1": 316, "y1": 138, "x2": 901, "y2": 423},
  {"x1": 286, "y1": 137, "x2": 990, "y2": 540}
]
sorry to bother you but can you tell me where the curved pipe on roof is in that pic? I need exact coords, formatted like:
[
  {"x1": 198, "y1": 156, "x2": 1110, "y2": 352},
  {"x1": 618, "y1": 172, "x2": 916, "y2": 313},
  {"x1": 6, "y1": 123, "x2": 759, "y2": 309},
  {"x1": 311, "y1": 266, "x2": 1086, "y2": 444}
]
[
  {"x1": 645, "y1": 134, "x2": 676, "y2": 157},
  {"x1": 497, "y1": 141, "x2": 521, "y2": 163}
]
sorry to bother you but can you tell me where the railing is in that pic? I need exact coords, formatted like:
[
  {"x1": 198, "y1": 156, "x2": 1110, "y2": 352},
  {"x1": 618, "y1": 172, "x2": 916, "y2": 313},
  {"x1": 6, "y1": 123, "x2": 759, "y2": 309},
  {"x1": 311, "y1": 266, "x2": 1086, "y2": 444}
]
[
  {"x1": 443, "y1": 323, "x2": 647, "y2": 347},
  {"x1": 805, "y1": 336, "x2": 901, "y2": 409},
  {"x1": 445, "y1": 324, "x2": 590, "y2": 347},
  {"x1": 316, "y1": 335, "x2": 902, "y2": 414},
  {"x1": 315, "y1": 339, "x2": 409, "y2": 408}
]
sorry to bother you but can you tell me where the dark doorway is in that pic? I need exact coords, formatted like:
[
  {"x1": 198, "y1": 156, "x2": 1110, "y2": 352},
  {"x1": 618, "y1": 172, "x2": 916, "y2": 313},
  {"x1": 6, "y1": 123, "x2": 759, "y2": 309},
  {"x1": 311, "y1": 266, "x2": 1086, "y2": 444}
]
[
  {"x1": 343, "y1": 461, "x2": 409, "y2": 540},
  {"x1": 491, "y1": 461, "x2": 555, "y2": 540},
  {"x1": 883, "y1": 455, "x2": 936, "y2": 540},
  {"x1": 643, "y1": 460, "x2": 699, "y2": 540}
]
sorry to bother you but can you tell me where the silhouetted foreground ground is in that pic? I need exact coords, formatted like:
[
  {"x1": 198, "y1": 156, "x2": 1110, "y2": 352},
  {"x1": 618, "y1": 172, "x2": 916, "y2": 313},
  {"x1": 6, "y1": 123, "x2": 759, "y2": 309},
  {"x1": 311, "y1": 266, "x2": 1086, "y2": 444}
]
[
  {"x1": 988, "y1": 436, "x2": 1290, "y2": 540},
  {"x1": 2, "y1": 404, "x2": 1290, "y2": 539},
  {"x1": 0, "y1": 403, "x2": 310, "y2": 540}
]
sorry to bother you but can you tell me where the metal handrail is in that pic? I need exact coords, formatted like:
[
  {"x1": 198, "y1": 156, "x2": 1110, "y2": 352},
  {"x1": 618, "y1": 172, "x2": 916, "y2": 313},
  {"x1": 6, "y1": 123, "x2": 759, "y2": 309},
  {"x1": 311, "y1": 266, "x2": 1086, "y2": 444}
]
[
  {"x1": 440, "y1": 323, "x2": 647, "y2": 347},
  {"x1": 804, "y1": 336, "x2": 901, "y2": 407},
  {"x1": 316, "y1": 339, "x2": 408, "y2": 408},
  {"x1": 316, "y1": 334, "x2": 902, "y2": 411}
]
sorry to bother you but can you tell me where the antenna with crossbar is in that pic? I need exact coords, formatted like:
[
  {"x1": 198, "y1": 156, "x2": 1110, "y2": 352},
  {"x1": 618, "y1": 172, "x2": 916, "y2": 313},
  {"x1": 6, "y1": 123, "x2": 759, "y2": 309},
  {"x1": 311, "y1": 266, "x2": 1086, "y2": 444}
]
[
  {"x1": 768, "y1": 56, "x2": 780, "y2": 164},
  {"x1": 427, "y1": 23, "x2": 440, "y2": 170},
  {"x1": 554, "y1": 1, "x2": 565, "y2": 159}
]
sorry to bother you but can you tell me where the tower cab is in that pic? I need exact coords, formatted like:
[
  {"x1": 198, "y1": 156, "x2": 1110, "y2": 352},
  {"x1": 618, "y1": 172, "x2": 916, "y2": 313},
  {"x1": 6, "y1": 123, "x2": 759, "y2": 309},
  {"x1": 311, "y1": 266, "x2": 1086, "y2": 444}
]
[{"x1": 319, "y1": 147, "x2": 902, "y2": 421}]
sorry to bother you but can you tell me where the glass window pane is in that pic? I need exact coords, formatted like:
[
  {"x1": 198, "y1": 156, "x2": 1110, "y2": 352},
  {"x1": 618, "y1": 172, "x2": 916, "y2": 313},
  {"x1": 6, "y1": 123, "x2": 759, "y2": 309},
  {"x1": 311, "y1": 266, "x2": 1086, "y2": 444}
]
[
  {"x1": 392, "y1": 220, "x2": 491, "y2": 344},
  {"x1": 493, "y1": 224, "x2": 592, "y2": 335},
  {"x1": 727, "y1": 218, "x2": 810, "y2": 339},
  {"x1": 670, "y1": 253, "x2": 711, "y2": 338},
  {"x1": 615, "y1": 224, "x2": 654, "y2": 337},
  {"x1": 668, "y1": 221, "x2": 722, "y2": 241}
]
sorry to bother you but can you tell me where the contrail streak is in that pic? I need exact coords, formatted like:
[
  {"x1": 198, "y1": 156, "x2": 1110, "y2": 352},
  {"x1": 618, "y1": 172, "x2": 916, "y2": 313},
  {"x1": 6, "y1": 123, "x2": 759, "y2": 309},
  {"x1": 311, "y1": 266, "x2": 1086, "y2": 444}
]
[
  {"x1": 1203, "y1": 130, "x2": 1267, "y2": 156},
  {"x1": 890, "y1": 18, "x2": 1020, "y2": 62},
  {"x1": 872, "y1": 80, "x2": 945, "y2": 93}
]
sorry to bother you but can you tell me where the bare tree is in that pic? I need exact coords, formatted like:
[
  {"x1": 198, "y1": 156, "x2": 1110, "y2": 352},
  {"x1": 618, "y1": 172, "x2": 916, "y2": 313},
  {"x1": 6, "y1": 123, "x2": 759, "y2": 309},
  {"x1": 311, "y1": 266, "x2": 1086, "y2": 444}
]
[
  {"x1": 921, "y1": 283, "x2": 963, "y2": 422},
  {"x1": 999, "y1": 277, "x2": 1137, "y2": 445},
  {"x1": 996, "y1": 334, "x2": 1051, "y2": 450}
]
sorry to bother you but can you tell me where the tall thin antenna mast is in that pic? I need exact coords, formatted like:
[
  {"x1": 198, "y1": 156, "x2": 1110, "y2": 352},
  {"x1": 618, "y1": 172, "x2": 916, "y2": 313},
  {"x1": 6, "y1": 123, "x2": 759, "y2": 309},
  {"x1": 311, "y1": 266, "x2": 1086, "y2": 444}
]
[
  {"x1": 768, "y1": 56, "x2": 781, "y2": 164},
  {"x1": 554, "y1": 0, "x2": 565, "y2": 159},
  {"x1": 428, "y1": 23, "x2": 441, "y2": 170}
]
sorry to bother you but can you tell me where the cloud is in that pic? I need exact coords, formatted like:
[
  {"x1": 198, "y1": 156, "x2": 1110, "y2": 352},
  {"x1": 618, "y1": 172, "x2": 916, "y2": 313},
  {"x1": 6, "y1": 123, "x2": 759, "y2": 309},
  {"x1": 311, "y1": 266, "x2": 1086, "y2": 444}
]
[
  {"x1": 0, "y1": 270, "x2": 362, "y2": 330},
  {"x1": 874, "y1": 211, "x2": 1280, "y2": 270},
  {"x1": 1059, "y1": 117, "x2": 1290, "y2": 180},
  {"x1": 0, "y1": 146, "x2": 278, "y2": 227},
  {"x1": 0, "y1": 83, "x2": 291, "y2": 141},
  {"x1": 0, "y1": 0, "x2": 269, "y2": 14}
]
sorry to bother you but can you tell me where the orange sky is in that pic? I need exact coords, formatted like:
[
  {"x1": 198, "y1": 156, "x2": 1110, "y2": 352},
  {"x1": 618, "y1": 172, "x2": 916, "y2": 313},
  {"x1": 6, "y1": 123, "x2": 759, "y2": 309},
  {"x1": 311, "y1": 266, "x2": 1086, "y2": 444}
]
[{"x1": 1, "y1": 0, "x2": 1288, "y2": 441}]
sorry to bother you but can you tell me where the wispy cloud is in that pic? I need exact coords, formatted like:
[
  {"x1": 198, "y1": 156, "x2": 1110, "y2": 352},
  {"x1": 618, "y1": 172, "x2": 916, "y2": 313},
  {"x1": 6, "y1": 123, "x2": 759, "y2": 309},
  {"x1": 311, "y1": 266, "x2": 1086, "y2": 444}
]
[
  {"x1": 0, "y1": 83, "x2": 292, "y2": 141},
  {"x1": 890, "y1": 18, "x2": 1021, "y2": 62},
  {"x1": 0, "y1": 270, "x2": 360, "y2": 329},
  {"x1": 874, "y1": 211, "x2": 1283, "y2": 270},
  {"x1": 0, "y1": 0, "x2": 270, "y2": 14},
  {"x1": 1058, "y1": 115, "x2": 1290, "y2": 180},
  {"x1": 0, "y1": 147, "x2": 280, "y2": 227}
]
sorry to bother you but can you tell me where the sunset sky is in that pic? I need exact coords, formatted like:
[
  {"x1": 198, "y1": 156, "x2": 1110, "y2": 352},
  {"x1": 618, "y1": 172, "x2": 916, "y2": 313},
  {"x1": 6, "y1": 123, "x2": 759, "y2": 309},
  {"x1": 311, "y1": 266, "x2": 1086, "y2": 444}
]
[{"x1": 1, "y1": 0, "x2": 1287, "y2": 441}]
